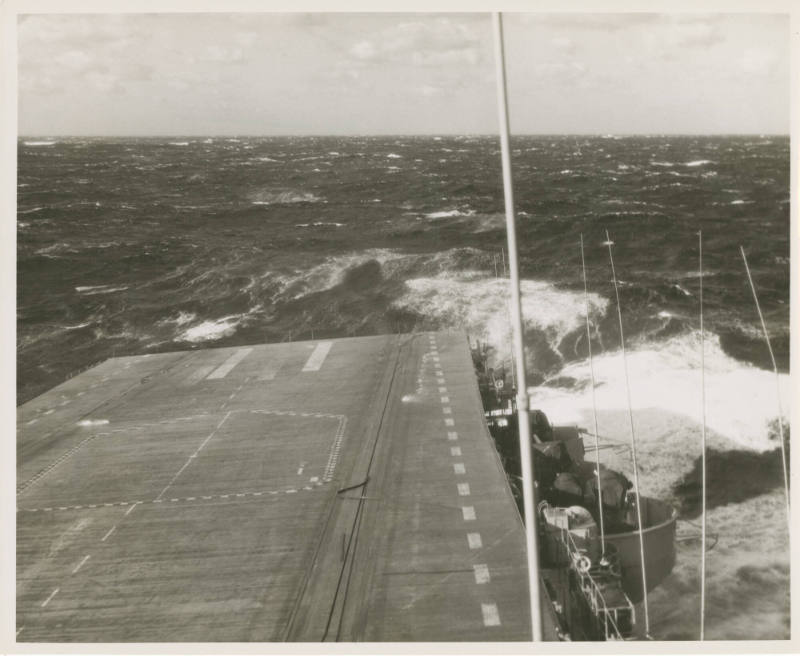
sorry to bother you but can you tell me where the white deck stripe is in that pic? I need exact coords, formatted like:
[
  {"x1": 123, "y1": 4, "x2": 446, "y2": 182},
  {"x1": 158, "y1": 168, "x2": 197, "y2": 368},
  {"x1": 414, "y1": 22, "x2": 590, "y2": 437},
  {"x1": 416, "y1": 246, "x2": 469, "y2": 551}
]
[
  {"x1": 445, "y1": 418, "x2": 455, "y2": 426},
  {"x1": 183, "y1": 365, "x2": 215, "y2": 385},
  {"x1": 442, "y1": 406, "x2": 452, "y2": 414},
  {"x1": 474, "y1": 564, "x2": 491, "y2": 584},
  {"x1": 453, "y1": 463, "x2": 466, "y2": 474},
  {"x1": 450, "y1": 446, "x2": 462, "y2": 456},
  {"x1": 447, "y1": 431, "x2": 458, "y2": 440},
  {"x1": 481, "y1": 603, "x2": 501, "y2": 626},
  {"x1": 41, "y1": 588, "x2": 59, "y2": 608},
  {"x1": 302, "y1": 341, "x2": 333, "y2": 372},
  {"x1": 207, "y1": 348, "x2": 253, "y2": 380},
  {"x1": 457, "y1": 482, "x2": 470, "y2": 496},
  {"x1": 437, "y1": 377, "x2": 446, "y2": 384},
  {"x1": 467, "y1": 532, "x2": 483, "y2": 549},
  {"x1": 439, "y1": 387, "x2": 447, "y2": 393},
  {"x1": 101, "y1": 526, "x2": 116, "y2": 542},
  {"x1": 72, "y1": 554, "x2": 90, "y2": 574},
  {"x1": 462, "y1": 506, "x2": 476, "y2": 521},
  {"x1": 441, "y1": 396, "x2": 450, "y2": 403}
]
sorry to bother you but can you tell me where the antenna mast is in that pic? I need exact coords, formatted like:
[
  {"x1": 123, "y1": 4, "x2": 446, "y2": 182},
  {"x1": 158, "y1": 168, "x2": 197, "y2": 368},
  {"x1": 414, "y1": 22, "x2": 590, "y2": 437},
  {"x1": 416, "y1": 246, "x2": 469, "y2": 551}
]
[
  {"x1": 699, "y1": 231, "x2": 707, "y2": 641},
  {"x1": 740, "y1": 246, "x2": 790, "y2": 535},
  {"x1": 604, "y1": 229, "x2": 650, "y2": 636},
  {"x1": 492, "y1": 11, "x2": 543, "y2": 641},
  {"x1": 580, "y1": 234, "x2": 605, "y2": 554}
]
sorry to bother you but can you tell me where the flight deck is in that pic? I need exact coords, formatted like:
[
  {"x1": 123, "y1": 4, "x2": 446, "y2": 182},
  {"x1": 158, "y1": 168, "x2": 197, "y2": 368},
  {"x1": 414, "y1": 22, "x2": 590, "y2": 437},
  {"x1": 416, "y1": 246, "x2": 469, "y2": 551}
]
[{"x1": 16, "y1": 332, "x2": 553, "y2": 642}]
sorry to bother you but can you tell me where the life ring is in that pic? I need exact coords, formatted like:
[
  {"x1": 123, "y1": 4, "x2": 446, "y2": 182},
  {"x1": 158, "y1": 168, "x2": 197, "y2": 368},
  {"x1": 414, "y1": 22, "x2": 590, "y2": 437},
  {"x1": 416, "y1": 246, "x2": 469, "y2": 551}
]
[
  {"x1": 575, "y1": 555, "x2": 591, "y2": 574},
  {"x1": 495, "y1": 379, "x2": 504, "y2": 390}
]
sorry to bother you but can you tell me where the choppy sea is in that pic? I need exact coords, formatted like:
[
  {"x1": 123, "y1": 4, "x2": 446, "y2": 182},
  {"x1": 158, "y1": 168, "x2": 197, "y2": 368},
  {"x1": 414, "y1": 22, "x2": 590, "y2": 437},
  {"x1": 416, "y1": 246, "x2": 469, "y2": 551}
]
[{"x1": 17, "y1": 135, "x2": 790, "y2": 639}]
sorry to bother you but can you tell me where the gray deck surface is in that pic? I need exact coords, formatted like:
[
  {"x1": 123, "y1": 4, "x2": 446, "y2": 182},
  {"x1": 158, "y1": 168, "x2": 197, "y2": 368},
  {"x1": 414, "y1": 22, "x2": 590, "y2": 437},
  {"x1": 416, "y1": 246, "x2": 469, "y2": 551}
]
[{"x1": 17, "y1": 332, "x2": 551, "y2": 642}]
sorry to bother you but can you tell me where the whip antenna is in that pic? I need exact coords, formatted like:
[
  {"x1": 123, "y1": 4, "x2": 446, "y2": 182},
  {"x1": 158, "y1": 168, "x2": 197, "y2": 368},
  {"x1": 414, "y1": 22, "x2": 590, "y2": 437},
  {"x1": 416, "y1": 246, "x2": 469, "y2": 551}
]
[
  {"x1": 699, "y1": 232, "x2": 707, "y2": 640},
  {"x1": 740, "y1": 246, "x2": 790, "y2": 535},
  {"x1": 492, "y1": 11, "x2": 543, "y2": 641},
  {"x1": 604, "y1": 229, "x2": 650, "y2": 636},
  {"x1": 580, "y1": 234, "x2": 605, "y2": 554}
]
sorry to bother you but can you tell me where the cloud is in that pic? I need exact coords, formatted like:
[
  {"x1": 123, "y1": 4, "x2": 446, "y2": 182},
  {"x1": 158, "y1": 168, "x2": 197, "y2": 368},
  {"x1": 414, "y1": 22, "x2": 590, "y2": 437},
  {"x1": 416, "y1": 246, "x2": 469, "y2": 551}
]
[{"x1": 344, "y1": 17, "x2": 486, "y2": 68}]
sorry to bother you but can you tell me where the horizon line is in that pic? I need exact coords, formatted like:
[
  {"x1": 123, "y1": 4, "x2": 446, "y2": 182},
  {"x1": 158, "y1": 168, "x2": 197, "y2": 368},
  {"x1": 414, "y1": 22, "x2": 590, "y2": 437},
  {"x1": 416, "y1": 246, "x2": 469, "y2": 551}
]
[{"x1": 18, "y1": 132, "x2": 790, "y2": 139}]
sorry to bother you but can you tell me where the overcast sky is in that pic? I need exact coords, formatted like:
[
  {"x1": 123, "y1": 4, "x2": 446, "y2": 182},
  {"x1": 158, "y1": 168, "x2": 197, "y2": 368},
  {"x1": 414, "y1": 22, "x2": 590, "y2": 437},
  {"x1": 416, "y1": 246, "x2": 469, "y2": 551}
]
[{"x1": 17, "y1": 12, "x2": 790, "y2": 135}]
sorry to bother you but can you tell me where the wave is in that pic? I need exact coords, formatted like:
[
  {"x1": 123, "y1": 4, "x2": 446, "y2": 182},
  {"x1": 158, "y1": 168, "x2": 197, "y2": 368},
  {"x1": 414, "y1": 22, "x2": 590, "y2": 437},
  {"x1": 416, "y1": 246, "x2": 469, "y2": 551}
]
[
  {"x1": 684, "y1": 160, "x2": 714, "y2": 167},
  {"x1": 393, "y1": 272, "x2": 608, "y2": 368},
  {"x1": 75, "y1": 284, "x2": 129, "y2": 295},
  {"x1": 23, "y1": 141, "x2": 56, "y2": 146},
  {"x1": 528, "y1": 331, "x2": 790, "y2": 453},
  {"x1": 250, "y1": 189, "x2": 323, "y2": 205},
  {"x1": 386, "y1": 153, "x2": 403, "y2": 159},
  {"x1": 295, "y1": 222, "x2": 344, "y2": 228},
  {"x1": 424, "y1": 209, "x2": 475, "y2": 219},
  {"x1": 179, "y1": 315, "x2": 243, "y2": 343},
  {"x1": 168, "y1": 142, "x2": 190, "y2": 146},
  {"x1": 18, "y1": 206, "x2": 45, "y2": 215}
]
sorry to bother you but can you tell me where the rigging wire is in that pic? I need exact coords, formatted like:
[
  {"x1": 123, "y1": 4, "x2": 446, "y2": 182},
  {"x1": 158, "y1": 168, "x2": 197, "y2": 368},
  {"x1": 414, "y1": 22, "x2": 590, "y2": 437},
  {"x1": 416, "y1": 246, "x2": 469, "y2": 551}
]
[
  {"x1": 699, "y1": 231, "x2": 707, "y2": 641},
  {"x1": 501, "y1": 248, "x2": 517, "y2": 391},
  {"x1": 740, "y1": 246, "x2": 790, "y2": 536},
  {"x1": 580, "y1": 234, "x2": 605, "y2": 555},
  {"x1": 604, "y1": 229, "x2": 650, "y2": 637}
]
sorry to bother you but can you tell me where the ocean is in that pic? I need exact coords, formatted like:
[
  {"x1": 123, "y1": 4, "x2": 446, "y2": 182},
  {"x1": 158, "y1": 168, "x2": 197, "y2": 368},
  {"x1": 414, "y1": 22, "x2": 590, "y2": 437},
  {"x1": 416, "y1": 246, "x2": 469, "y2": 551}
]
[{"x1": 17, "y1": 134, "x2": 791, "y2": 640}]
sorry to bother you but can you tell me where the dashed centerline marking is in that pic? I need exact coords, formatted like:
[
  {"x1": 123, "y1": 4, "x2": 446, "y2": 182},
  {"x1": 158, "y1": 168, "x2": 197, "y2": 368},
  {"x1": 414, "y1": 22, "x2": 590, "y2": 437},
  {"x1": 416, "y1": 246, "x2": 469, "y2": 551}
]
[
  {"x1": 41, "y1": 588, "x2": 59, "y2": 608},
  {"x1": 18, "y1": 484, "x2": 324, "y2": 514},
  {"x1": 450, "y1": 446, "x2": 462, "y2": 456},
  {"x1": 447, "y1": 431, "x2": 458, "y2": 440},
  {"x1": 101, "y1": 526, "x2": 116, "y2": 542},
  {"x1": 453, "y1": 463, "x2": 466, "y2": 475},
  {"x1": 481, "y1": 603, "x2": 501, "y2": 626},
  {"x1": 445, "y1": 418, "x2": 455, "y2": 427},
  {"x1": 437, "y1": 377, "x2": 446, "y2": 385},
  {"x1": 438, "y1": 387, "x2": 448, "y2": 393},
  {"x1": 441, "y1": 396, "x2": 450, "y2": 404},
  {"x1": 457, "y1": 483, "x2": 471, "y2": 496},
  {"x1": 473, "y1": 564, "x2": 491, "y2": 584},
  {"x1": 462, "y1": 506, "x2": 476, "y2": 521},
  {"x1": 467, "y1": 532, "x2": 483, "y2": 549},
  {"x1": 442, "y1": 406, "x2": 452, "y2": 415}
]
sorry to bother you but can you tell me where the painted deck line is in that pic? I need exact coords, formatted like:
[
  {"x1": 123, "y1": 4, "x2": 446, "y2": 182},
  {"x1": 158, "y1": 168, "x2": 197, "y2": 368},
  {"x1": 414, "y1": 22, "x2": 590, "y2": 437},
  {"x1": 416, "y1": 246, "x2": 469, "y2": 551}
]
[
  {"x1": 302, "y1": 341, "x2": 333, "y2": 372},
  {"x1": 444, "y1": 418, "x2": 455, "y2": 427},
  {"x1": 447, "y1": 431, "x2": 458, "y2": 440},
  {"x1": 457, "y1": 483, "x2": 470, "y2": 496},
  {"x1": 440, "y1": 396, "x2": 450, "y2": 404},
  {"x1": 453, "y1": 463, "x2": 466, "y2": 475},
  {"x1": 437, "y1": 377, "x2": 446, "y2": 385},
  {"x1": 41, "y1": 588, "x2": 59, "y2": 608},
  {"x1": 438, "y1": 386, "x2": 447, "y2": 393},
  {"x1": 258, "y1": 360, "x2": 283, "y2": 381},
  {"x1": 462, "y1": 506, "x2": 476, "y2": 521},
  {"x1": 182, "y1": 365, "x2": 214, "y2": 385},
  {"x1": 473, "y1": 564, "x2": 491, "y2": 584},
  {"x1": 72, "y1": 554, "x2": 90, "y2": 574},
  {"x1": 101, "y1": 526, "x2": 116, "y2": 542},
  {"x1": 206, "y1": 348, "x2": 253, "y2": 380},
  {"x1": 467, "y1": 532, "x2": 483, "y2": 550},
  {"x1": 450, "y1": 446, "x2": 462, "y2": 456},
  {"x1": 481, "y1": 603, "x2": 501, "y2": 626}
]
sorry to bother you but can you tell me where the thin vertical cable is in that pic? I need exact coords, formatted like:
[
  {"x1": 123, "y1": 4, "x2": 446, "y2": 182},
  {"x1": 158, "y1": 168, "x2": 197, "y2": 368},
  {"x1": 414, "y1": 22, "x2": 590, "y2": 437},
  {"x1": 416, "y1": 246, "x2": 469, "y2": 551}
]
[
  {"x1": 501, "y1": 248, "x2": 517, "y2": 391},
  {"x1": 492, "y1": 11, "x2": 543, "y2": 642},
  {"x1": 699, "y1": 232, "x2": 707, "y2": 641},
  {"x1": 740, "y1": 246, "x2": 790, "y2": 534},
  {"x1": 580, "y1": 234, "x2": 605, "y2": 554},
  {"x1": 604, "y1": 228, "x2": 650, "y2": 636}
]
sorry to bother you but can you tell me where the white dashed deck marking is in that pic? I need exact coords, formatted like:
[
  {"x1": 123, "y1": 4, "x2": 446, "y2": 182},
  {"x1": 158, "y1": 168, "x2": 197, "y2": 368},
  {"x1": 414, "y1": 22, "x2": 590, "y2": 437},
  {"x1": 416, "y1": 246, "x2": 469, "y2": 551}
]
[
  {"x1": 442, "y1": 407, "x2": 452, "y2": 415},
  {"x1": 72, "y1": 554, "x2": 90, "y2": 574},
  {"x1": 481, "y1": 603, "x2": 501, "y2": 626},
  {"x1": 467, "y1": 532, "x2": 483, "y2": 549},
  {"x1": 437, "y1": 377, "x2": 446, "y2": 385},
  {"x1": 41, "y1": 588, "x2": 59, "y2": 608},
  {"x1": 453, "y1": 463, "x2": 466, "y2": 475},
  {"x1": 206, "y1": 348, "x2": 253, "y2": 380},
  {"x1": 462, "y1": 506, "x2": 476, "y2": 521},
  {"x1": 444, "y1": 418, "x2": 455, "y2": 427},
  {"x1": 101, "y1": 526, "x2": 116, "y2": 542},
  {"x1": 302, "y1": 341, "x2": 333, "y2": 372},
  {"x1": 450, "y1": 446, "x2": 462, "y2": 456},
  {"x1": 438, "y1": 387, "x2": 447, "y2": 393},
  {"x1": 457, "y1": 483, "x2": 470, "y2": 496},
  {"x1": 447, "y1": 431, "x2": 458, "y2": 441},
  {"x1": 473, "y1": 564, "x2": 491, "y2": 584},
  {"x1": 440, "y1": 396, "x2": 450, "y2": 404}
]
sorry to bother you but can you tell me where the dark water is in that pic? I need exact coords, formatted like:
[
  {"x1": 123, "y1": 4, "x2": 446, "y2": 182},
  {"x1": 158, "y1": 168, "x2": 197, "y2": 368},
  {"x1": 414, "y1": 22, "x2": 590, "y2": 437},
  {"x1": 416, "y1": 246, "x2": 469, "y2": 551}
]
[{"x1": 17, "y1": 135, "x2": 791, "y2": 639}]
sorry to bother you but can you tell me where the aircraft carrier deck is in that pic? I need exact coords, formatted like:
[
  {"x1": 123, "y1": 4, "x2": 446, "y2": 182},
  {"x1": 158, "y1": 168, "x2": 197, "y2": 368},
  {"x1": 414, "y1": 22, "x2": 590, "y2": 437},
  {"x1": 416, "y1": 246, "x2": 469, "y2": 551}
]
[{"x1": 16, "y1": 331, "x2": 556, "y2": 642}]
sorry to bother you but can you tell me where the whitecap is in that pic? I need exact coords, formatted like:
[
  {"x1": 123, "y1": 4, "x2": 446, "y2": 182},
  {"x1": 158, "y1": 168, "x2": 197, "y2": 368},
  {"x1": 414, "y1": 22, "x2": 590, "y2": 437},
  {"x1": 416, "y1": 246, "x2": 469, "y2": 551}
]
[
  {"x1": 24, "y1": 140, "x2": 56, "y2": 146},
  {"x1": 168, "y1": 142, "x2": 190, "y2": 146},
  {"x1": 684, "y1": 159, "x2": 714, "y2": 167},
  {"x1": 386, "y1": 153, "x2": 402, "y2": 159},
  {"x1": 180, "y1": 315, "x2": 241, "y2": 342},
  {"x1": 75, "y1": 285, "x2": 129, "y2": 295},
  {"x1": 424, "y1": 209, "x2": 475, "y2": 219}
]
